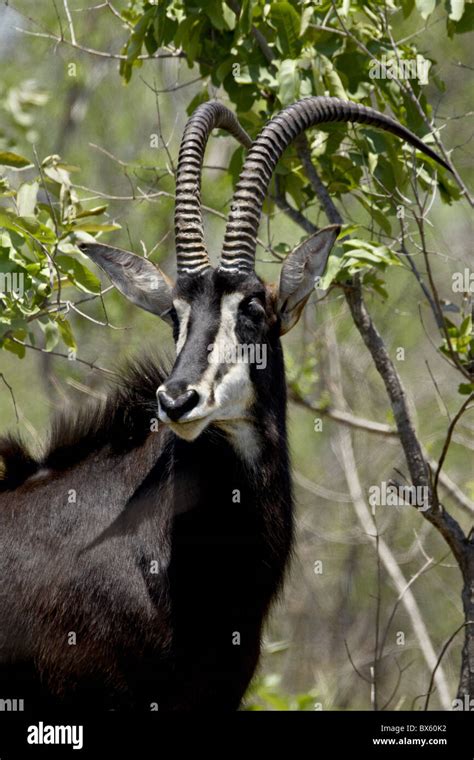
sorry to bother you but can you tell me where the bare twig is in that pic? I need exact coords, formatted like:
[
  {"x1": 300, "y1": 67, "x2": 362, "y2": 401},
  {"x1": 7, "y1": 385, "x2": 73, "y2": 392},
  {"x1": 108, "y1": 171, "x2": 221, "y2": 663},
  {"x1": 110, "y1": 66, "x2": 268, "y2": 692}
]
[
  {"x1": 289, "y1": 387, "x2": 397, "y2": 436},
  {"x1": 9, "y1": 338, "x2": 118, "y2": 378},
  {"x1": 399, "y1": 231, "x2": 443, "y2": 329},
  {"x1": 13, "y1": 26, "x2": 184, "y2": 61},
  {"x1": 344, "y1": 639, "x2": 372, "y2": 684},
  {"x1": 423, "y1": 622, "x2": 469, "y2": 711},
  {"x1": 434, "y1": 394, "x2": 474, "y2": 502},
  {"x1": 62, "y1": 0, "x2": 76, "y2": 45},
  {"x1": 0, "y1": 373, "x2": 19, "y2": 424}
]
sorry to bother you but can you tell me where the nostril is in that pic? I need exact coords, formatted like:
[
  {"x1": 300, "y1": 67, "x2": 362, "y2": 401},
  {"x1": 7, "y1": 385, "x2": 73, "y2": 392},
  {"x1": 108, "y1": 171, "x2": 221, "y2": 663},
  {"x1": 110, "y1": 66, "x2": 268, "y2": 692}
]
[
  {"x1": 158, "y1": 389, "x2": 200, "y2": 421},
  {"x1": 178, "y1": 389, "x2": 200, "y2": 416},
  {"x1": 157, "y1": 391, "x2": 174, "y2": 415}
]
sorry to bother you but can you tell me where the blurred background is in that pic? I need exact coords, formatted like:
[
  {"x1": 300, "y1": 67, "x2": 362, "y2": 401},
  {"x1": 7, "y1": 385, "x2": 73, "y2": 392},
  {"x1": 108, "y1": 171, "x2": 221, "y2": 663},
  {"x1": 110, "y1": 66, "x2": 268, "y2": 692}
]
[{"x1": 0, "y1": 0, "x2": 472, "y2": 710}]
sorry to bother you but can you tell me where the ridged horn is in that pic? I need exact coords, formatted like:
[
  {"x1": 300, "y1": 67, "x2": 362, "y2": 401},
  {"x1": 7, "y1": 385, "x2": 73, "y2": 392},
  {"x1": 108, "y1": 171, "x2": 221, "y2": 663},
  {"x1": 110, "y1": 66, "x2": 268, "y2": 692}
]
[
  {"x1": 175, "y1": 101, "x2": 252, "y2": 277},
  {"x1": 219, "y1": 96, "x2": 450, "y2": 275}
]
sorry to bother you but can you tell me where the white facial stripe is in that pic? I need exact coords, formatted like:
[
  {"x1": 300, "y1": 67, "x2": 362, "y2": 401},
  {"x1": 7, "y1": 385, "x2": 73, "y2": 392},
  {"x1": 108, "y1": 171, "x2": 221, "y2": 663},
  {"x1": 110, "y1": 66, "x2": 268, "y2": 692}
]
[
  {"x1": 191, "y1": 292, "x2": 244, "y2": 409},
  {"x1": 214, "y1": 361, "x2": 254, "y2": 414},
  {"x1": 174, "y1": 298, "x2": 192, "y2": 355},
  {"x1": 165, "y1": 292, "x2": 260, "y2": 464},
  {"x1": 168, "y1": 293, "x2": 255, "y2": 423}
]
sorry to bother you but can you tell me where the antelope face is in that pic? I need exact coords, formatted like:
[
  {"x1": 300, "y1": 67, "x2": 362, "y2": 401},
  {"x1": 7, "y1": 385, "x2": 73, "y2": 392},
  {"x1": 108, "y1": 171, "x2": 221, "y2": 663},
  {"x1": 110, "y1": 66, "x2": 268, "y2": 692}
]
[
  {"x1": 80, "y1": 224, "x2": 338, "y2": 444},
  {"x1": 79, "y1": 101, "x2": 349, "y2": 446},
  {"x1": 156, "y1": 269, "x2": 278, "y2": 441},
  {"x1": 79, "y1": 97, "x2": 447, "y2": 444}
]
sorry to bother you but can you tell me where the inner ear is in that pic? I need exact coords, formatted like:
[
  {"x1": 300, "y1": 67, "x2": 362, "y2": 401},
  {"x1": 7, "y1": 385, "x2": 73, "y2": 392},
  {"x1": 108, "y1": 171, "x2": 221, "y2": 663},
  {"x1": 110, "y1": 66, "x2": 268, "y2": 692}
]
[
  {"x1": 277, "y1": 225, "x2": 340, "y2": 334},
  {"x1": 79, "y1": 242, "x2": 175, "y2": 325}
]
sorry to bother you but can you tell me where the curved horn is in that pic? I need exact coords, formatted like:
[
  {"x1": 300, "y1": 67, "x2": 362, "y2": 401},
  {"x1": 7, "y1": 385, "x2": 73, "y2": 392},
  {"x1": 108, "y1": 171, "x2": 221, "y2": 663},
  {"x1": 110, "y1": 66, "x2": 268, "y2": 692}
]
[
  {"x1": 219, "y1": 96, "x2": 450, "y2": 275},
  {"x1": 175, "y1": 101, "x2": 252, "y2": 277}
]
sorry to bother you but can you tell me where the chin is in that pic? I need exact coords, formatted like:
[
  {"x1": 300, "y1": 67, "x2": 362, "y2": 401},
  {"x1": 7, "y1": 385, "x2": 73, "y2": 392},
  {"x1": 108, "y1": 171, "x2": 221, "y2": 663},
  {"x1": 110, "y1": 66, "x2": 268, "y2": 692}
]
[{"x1": 168, "y1": 417, "x2": 211, "y2": 442}]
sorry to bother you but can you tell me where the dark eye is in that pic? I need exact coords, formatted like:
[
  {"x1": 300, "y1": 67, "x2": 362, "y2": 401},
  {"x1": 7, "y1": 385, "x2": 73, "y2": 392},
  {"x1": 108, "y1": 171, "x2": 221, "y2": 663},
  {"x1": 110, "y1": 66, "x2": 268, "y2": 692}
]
[{"x1": 241, "y1": 297, "x2": 265, "y2": 320}]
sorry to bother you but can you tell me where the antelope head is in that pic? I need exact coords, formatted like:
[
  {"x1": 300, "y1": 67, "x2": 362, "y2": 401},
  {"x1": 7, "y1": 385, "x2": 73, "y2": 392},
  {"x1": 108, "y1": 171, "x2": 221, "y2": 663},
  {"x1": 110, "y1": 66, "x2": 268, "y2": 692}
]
[{"x1": 80, "y1": 98, "x2": 448, "y2": 448}]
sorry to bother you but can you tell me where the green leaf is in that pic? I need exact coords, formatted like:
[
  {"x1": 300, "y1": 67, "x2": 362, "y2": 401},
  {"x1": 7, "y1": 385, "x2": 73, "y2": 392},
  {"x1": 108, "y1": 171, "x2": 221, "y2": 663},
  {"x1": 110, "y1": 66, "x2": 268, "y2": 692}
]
[
  {"x1": 39, "y1": 319, "x2": 59, "y2": 352},
  {"x1": 319, "y1": 250, "x2": 342, "y2": 290},
  {"x1": 174, "y1": 17, "x2": 204, "y2": 65},
  {"x1": 126, "y1": 9, "x2": 154, "y2": 63},
  {"x1": 321, "y1": 57, "x2": 348, "y2": 99},
  {"x1": 203, "y1": 0, "x2": 226, "y2": 30},
  {"x1": 401, "y1": 0, "x2": 415, "y2": 17},
  {"x1": 222, "y1": 3, "x2": 237, "y2": 30},
  {"x1": 0, "y1": 177, "x2": 14, "y2": 198},
  {"x1": 239, "y1": 0, "x2": 256, "y2": 34},
  {"x1": 1, "y1": 337, "x2": 25, "y2": 358},
  {"x1": 447, "y1": 2, "x2": 474, "y2": 34},
  {"x1": 270, "y1": 2, "x2": 301, "y2": 58},
  {"x1": 449, "y1": 0, "x2": 465, "y2": 22},
  {"x1": 56, "y1": 254, "x2": 102, "y2": 294},
  {"x1": 277, "y1": 59, "x2": 300, "y2": 106},
  {"x1": 57, "y1": 317, "x2": 77, "y2": 350},
  {"x1": 16, "y1": 181, "x2": 39, "y2": 217},
  {"x1": 0, "y1": 151, "x2": 33, "y2": 169},
  {"x1": 339, "y1": 0, "x2": 352, "y2": 17},
  {"x1": 415, "y1": 0, "x2": 436, "y2": 20},
  {"x1": 300, "y1": 6, "x2": 313, "y2": 36},
  {"x1": 458, "y1": 383, "x2": 474, "y2": 395},
  {"x1": 459, "y1": 315, "x2": 472, "y2": 339},
  {"x1": 234, "y1": 64, "x2": 278, "y2": 88},
  {"x1": 70, "y1": 222, "x2": 121, "y2": 233},
  {"x1": 0, "y1": 209, "x2": 56, "y2": 244},
  {"x1": 153, "y1": 3, "x2": 178, "y2": 46},
  {"x1": 343, "y1": 240, "x2": 399, "y2": 265},
  {"x1": 362, "y1": 271, "x2": 389, "y2": 299},
  {"x1": 74, "y1": 205, "x2": 108, "y2": 219}
]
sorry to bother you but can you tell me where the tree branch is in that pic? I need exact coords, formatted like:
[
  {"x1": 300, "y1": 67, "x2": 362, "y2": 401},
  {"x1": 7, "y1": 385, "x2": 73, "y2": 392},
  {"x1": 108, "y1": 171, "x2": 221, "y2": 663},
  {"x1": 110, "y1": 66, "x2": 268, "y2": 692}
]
[
  {"x1": 291, "y1": 135, "x2": 473, "y2": 701},
  {"x1": 325, "y1": 318, "x2": 452, "y2": 709}
]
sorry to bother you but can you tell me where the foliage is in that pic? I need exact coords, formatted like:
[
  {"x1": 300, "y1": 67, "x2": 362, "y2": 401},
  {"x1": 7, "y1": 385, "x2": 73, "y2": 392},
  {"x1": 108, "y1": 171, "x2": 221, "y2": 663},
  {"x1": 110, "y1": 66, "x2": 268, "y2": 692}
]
[
  {"x1": 243, "y1": 674, "x2": 319, "y2": 711},
  {"x1": 1, "y1": 1, "x2": 471, "y2": 377},
  {"x1": 0, "y1": 156, "x2": 118, "y2": 357},
  {"x1": 118, "y1": 0, "x2": 463, "y2": 217},
  {"x1": 0, "y1": 83, "x2": 120, "y2": 357}
]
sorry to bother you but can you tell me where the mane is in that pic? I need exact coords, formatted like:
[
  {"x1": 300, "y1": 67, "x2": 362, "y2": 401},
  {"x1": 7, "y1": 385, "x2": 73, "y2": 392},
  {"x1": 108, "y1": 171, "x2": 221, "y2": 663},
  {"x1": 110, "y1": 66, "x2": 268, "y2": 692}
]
[{"x1": 0, "y1": 355, "x2": 171, "y2": 492}]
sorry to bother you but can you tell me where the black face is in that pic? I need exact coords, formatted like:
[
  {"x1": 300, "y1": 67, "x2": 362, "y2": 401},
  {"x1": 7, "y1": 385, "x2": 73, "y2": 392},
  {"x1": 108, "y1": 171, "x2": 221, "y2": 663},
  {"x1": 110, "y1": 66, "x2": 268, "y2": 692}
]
[{"x1": 156, "y1": 268, "x2": 280, "y2": 442}]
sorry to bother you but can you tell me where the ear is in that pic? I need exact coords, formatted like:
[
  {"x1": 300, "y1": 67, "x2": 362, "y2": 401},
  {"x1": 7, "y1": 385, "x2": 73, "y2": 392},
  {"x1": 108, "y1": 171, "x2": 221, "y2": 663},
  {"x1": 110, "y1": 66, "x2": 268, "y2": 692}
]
[
  {"x1": 79, "y1": 242, "x2": 174, "y2": 325},
  {"x1": 277, "y1": 225, "x2": 340, "y2": 335}
]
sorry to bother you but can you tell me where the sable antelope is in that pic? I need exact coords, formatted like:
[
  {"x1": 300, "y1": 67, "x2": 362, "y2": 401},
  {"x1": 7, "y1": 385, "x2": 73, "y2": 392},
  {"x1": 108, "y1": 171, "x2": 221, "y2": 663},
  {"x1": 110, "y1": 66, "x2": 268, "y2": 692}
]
[{"x1": 0, "y1": 98, "x2": 448, "y2": 711}]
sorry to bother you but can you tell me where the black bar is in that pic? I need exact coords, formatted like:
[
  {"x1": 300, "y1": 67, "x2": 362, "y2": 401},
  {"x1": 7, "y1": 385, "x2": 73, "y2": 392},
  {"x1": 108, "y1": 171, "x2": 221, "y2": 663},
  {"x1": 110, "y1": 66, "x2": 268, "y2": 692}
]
[{"x1": 0, "y1": 710, "x2": 472, "y2": 758}]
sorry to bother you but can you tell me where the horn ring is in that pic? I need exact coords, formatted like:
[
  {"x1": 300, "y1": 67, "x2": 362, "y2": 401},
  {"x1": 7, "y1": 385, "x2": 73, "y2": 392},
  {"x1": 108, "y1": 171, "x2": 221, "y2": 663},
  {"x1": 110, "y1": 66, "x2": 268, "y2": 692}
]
[
  {"x1": 175, "y1": 101, "x2": 252, "y2": 277},
  {"x1": 219, "y1": 96, "x2": 450, "y2": 275}
]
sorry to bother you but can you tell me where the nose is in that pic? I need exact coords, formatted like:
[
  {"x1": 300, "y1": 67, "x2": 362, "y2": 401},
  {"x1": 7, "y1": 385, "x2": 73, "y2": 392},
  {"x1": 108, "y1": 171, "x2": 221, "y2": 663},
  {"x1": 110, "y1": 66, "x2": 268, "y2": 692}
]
[{"x1": 157, "y1": 388, "x2": 200, "y2": 422}]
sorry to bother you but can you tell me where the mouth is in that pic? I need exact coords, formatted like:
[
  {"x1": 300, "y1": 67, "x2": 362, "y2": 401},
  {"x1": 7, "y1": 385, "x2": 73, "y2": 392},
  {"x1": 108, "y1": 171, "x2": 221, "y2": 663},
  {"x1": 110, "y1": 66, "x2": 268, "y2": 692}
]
[{"x1": 161, "y1": 414, "x2": 211, "y2": 442}]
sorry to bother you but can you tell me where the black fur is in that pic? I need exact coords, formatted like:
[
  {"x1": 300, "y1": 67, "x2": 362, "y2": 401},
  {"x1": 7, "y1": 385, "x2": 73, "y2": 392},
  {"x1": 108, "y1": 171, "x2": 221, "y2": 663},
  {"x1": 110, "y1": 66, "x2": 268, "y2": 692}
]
[
  {"x1": 0, "y1": 276, "x2": 294, "y2": 711},
  {"x1": 0, "y1": 434, "x2": 39, "y2": 491},
  {"x1": 0, "y1": 358, "x2": 171, "y2": 489}
]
